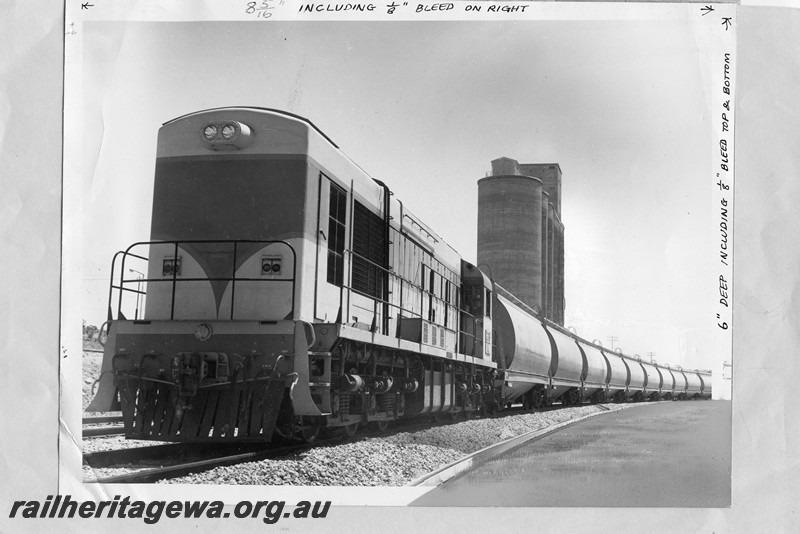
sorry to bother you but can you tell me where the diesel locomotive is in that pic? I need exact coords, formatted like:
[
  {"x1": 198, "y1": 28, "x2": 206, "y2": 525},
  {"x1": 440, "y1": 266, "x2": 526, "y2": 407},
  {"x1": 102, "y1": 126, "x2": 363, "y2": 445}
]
[{"x1": 87, "y1": 107, "x2": 711, "y2": 443}]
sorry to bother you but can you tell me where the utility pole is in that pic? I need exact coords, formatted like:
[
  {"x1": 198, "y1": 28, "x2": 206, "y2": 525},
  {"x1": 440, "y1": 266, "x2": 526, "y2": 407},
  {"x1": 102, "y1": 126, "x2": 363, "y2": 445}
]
[{"x1": 607, "y1": 336, "x2": 618, "y2": 351}]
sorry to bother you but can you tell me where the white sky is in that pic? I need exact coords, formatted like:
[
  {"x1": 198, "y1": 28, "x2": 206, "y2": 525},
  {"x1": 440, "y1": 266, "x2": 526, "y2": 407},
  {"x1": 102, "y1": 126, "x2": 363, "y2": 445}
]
[{"x1": 79, "y1": 18, "x2": 720, "y2": 372}]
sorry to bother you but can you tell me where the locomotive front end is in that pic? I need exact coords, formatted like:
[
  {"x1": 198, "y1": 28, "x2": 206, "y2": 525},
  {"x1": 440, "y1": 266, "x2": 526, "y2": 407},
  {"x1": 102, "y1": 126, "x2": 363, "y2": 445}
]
[{"x1": 87, "y1": 109, "x2": 327, "y2": 442}]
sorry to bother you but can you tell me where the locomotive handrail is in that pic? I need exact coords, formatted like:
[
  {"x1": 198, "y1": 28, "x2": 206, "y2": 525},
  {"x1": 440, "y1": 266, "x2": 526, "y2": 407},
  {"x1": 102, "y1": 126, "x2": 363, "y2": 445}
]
[
  {"x1": 106, "y1": 250, "x2": 149, "y2": 321},
  {"x1": 108, "y1": 239, "x2": 297, "y2": 321}
]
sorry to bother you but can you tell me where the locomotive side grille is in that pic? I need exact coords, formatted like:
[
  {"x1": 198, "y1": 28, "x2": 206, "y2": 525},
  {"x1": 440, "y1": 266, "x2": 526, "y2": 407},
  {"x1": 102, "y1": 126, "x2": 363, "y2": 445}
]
[{"x1": 351, "y1": 201, "x2": 386, "y2": 299}]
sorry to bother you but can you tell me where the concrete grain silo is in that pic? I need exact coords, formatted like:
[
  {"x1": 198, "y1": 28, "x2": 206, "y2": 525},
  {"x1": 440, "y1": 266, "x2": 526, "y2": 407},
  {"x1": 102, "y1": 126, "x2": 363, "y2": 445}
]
[
  {"x1": 478, "y1": 157, "x2": 565, "y2": 325},
  {"x1": 477, "y1": 157, "x2": 543, "y2": 312}
]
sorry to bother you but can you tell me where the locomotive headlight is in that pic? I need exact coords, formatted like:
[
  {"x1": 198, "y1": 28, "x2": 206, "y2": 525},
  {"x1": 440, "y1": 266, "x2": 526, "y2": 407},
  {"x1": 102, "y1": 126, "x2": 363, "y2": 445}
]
[
  {"x1": 203, "y1": 125, "x2": 218, "y2": 140},
  {"x1": 221, "y1": 123, "x2": 237, "y2": 139},
  {"x1": 200, "y1": 121, "x2": 254, "y2": 150}
]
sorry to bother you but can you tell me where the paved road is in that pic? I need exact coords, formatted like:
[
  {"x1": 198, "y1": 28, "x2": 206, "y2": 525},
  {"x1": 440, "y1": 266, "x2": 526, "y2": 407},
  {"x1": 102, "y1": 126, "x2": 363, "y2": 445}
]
[{"x1": 411, "y1": 401, "x2": 731, "y2": 507}]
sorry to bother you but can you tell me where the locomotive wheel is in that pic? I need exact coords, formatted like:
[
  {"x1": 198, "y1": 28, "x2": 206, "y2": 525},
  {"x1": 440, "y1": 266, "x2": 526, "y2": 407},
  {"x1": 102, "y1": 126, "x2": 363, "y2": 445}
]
[
  {"x1": 450, "y1": 410, "x2": 460, "y2": 422},
  {"x1": 297, "y1": 425, "x2": 321, "y2": 443}
]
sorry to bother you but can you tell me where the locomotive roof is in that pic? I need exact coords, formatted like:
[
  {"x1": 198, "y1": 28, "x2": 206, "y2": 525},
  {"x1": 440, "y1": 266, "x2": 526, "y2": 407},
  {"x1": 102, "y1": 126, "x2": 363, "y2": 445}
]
[{"x1": 163, "y1": 107, "x2": 340, "y2": 149}]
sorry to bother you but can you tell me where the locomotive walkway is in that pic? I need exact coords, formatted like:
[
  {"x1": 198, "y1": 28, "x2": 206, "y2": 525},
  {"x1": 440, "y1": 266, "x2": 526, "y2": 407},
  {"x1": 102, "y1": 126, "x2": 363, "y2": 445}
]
[{"x1": 410, "y1": 400, "x2": 731, "y2": 508}]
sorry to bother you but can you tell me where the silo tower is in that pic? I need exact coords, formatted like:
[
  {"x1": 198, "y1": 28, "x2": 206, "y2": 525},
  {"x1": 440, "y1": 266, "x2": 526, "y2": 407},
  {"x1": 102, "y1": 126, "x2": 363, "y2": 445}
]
[
  {"x1": 477, "y1": 157, "x2": 543, "y2": 311},
  {"x1": 478, "y1": 157, "x2": 565, "y2": 325}
]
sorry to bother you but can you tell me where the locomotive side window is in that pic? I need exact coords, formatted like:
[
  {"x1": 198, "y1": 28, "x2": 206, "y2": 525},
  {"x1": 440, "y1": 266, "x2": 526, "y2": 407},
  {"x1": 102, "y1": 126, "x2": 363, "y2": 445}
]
[
  {"x1": 485, "y1": 288, "x2": 492, "y2": 318},
  {"x1": 351, "y1": 201, "x2": 386, "y2": 299},
  {"x1": 326, "y1": 183, "x2": 347, "y2": 287},
  {"x1": 464, "y1": 285, "x2": 482, "y2": 316}
]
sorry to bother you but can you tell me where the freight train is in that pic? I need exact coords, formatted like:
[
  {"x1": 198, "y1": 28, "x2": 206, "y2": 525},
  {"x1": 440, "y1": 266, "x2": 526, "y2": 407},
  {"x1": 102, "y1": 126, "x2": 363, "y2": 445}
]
[{"x1": 87, "y1": 107, "x2": 712, "y2": 443}]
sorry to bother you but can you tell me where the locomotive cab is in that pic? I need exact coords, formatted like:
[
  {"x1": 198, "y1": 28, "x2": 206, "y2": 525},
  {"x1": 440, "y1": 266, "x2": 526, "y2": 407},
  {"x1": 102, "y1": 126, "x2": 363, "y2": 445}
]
[{"x1": 459, "y1": 261, "x2": 492, "y2": 361}]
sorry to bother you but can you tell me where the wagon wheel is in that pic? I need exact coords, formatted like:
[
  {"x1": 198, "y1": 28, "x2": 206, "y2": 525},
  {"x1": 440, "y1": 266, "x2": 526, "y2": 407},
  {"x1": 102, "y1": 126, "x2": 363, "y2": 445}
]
[
  {"x1": 531, "y1": 391, "x2": 543, "y2": 410},
  {"x1": 374, "y1": 420, "x2": 390, "y2": 433},
  {"x1": 340, "y1": 422, "x2": 359, "y2": 439}
]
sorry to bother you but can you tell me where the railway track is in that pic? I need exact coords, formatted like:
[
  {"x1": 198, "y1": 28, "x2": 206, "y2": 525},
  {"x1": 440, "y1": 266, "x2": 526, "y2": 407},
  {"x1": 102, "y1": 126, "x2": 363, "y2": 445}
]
[
  {"x1": 83, "y1": 415, "x2": 123, "y2": 425},
  {"x1": 85, "y1": 440, "x2": 338, "y2": 484},
  {"x1": 83, "y1": 426, "x2": 126, "y2": 438},
  {"x1": 82, "y1": 415, "x2": 126, "y2": 438}
]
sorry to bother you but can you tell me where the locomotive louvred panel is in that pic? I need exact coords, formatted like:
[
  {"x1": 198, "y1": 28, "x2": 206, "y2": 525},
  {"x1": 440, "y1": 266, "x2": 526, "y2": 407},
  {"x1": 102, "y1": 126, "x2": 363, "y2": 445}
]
[{"x1": 351, "y1": 201, "x2": 386, "y2": 300}]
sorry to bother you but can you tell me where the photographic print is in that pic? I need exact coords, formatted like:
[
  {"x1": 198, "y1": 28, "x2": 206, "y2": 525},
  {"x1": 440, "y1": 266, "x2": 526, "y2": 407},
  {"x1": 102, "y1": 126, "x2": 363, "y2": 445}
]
[{"x1": 60, "y1": 0, "x2": 734, "y2": 518}]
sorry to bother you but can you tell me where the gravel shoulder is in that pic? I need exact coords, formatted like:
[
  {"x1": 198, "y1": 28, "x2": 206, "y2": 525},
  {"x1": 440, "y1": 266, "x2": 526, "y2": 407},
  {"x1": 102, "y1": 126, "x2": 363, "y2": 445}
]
[{"x1": 159, "y1": 403, "x2": 641, "y2": 486}]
